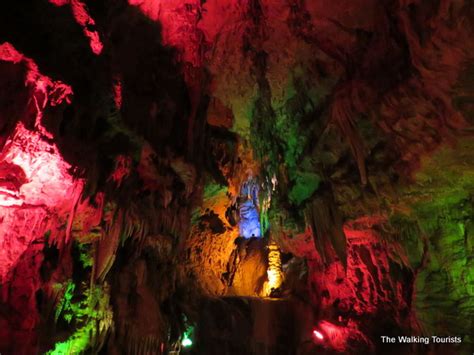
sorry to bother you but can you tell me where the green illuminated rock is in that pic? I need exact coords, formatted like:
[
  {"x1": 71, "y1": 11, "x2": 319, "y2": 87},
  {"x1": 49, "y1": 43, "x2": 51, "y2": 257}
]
[{"x1": 289, "y1": 171, "x2": 321, "y2": 206}]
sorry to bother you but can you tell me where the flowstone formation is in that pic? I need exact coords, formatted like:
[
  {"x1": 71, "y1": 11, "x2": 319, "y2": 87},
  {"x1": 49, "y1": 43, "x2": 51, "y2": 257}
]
[{"x1": 0, "y1": 0, "x2": 473, "y2": 354}]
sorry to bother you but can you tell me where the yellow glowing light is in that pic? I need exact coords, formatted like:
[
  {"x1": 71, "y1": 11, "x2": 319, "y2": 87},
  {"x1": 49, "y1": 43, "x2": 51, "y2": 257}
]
[
  {"x1": 264, "y1": 241, "x2": 283, "y2": 296},
  {"x1": 313, "y1": 329, "x2": 324, "y2": 340}
]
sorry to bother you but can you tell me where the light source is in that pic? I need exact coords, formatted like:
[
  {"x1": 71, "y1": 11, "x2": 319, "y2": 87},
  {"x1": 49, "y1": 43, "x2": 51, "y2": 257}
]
[
  {"x1": 313, "y1": 329, "x2": 324, "y2": 340},
  {"x1": 263, "y1": 240, "x2": 283, "y2": 296},
  {"x1": 181, "y1": 337, "x2": 192, "y2": 347},
  {"x1": 181, "y1": 324, "x2": 194, "y2": 349}
]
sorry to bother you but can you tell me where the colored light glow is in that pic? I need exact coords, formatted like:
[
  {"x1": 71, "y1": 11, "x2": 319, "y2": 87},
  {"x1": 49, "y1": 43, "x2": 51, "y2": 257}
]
[
  {"x1": 180, "y1": 324, "x2": 195, "y2": 349},
  {"x1": 316, "y1": 321, "x2": 350, "y2": 351},
  {"x1": 181, "y1": 337, "x2": 192, "y2": 347},
  {"x1": 109, "y1": 155, "x2": 131, "y2": 186},
  {"x1": 126, "y1": 0, "x2": 203, "y2": 66},
  {"x1": 47, "y1": 282, "x2": 113, "y2": 354},
  {"x1": 3, "y1": 122, "x2": 79, "y2": 207},
  {"x1": 0, "y1": 43, "x2": 80, "y2": 208},
  {"x1": 0, "y1": 187, "x2": 22, "y2": 207},
  {"x1": 0, "y1": 43, "x2": 82, "y2": 283},
  {"x1": 313, "y1": 330, "x2": 324, "y2": 340},
  {"x1": 239, "y1": 178, "x2": 261, "y2": 238},
  {"x1": 239, "y1": 199, "x2": 261, "y2": 238},
  {"x1": 48, "y1": 0, "x2": 103, "y2": 55},
  {"x1": 264, "y1": 241, "x2": 283, "y2": 296},
  {"x1": 84, "y1": 30, "x2": 103, "y2": 55},
  {"x1": 113, "y1": 79, "x2": 123, "y2": 109}
]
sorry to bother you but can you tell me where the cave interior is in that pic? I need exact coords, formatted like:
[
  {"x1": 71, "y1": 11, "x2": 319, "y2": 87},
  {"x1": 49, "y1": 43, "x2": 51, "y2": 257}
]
[{"x1": 0, "y1": 0, "x2": 473, "y2": 354}]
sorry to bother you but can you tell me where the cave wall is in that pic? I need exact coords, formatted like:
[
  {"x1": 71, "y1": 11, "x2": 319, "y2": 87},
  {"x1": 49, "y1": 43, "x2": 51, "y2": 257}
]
[
  {"x1": 0, "y1": 0, "x2": 473, "y2": 354},
  {"x1": 0, "y1": 1, "x2": 205, "y2": 353}
]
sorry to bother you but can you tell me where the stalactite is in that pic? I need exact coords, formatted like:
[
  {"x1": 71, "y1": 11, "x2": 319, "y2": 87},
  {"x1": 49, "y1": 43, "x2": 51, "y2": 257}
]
[
  {"x1": 330, "y1": 87, "x2": 368, "y2": 185},
  {"x1": 305, "y1": 192, "x2": 347, "y2": 267},
  {"x1": 65, "y1": 182, "x2": 84, "y2": 244},
  {"x1": 95, "y1": 211, "x2": 123, "y2": 282},
  {"x1": 263, "y1": 240, "x2": 283, "y2": 297}
]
